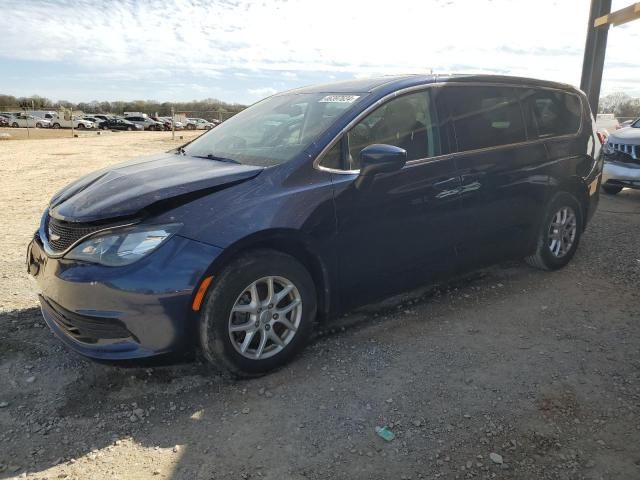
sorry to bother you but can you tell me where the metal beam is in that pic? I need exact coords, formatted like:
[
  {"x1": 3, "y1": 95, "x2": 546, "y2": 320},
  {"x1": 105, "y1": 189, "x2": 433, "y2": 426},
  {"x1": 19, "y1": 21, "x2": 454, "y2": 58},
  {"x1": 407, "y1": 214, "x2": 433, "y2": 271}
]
[
  {"x1": 581, "y1": 0, "x2": 612, "y2": 114},
  {"x1": 594, "y1": 2, "x2": 640, "y2": 27}
]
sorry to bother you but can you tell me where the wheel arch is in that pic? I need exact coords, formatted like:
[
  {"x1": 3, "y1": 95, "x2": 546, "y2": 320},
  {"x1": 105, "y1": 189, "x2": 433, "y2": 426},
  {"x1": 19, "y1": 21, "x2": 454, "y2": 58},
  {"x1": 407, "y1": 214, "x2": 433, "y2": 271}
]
[
  {"x1": 204, "y1": 229, "x2": 333, "y2": 321},
  {"x1": 550, "y1": 174, "x2": 590, "y2": 229}
]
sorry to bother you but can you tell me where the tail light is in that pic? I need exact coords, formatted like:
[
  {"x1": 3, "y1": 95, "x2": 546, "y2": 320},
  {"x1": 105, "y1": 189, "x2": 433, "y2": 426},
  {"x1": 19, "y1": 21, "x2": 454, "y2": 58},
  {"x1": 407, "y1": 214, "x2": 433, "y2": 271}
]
[{"x1": 596, "y1": 131, "x2": 606, "y2": 145}]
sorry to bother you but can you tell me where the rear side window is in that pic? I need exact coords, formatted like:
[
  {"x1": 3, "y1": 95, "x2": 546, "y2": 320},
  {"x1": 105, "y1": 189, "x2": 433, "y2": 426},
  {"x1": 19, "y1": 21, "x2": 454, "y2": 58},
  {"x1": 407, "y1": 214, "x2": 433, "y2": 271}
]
[
  {"x1": 441, "y1": 86, "x2": 526, "y2": 152},
  {"x1": 521, "y1": 89, "x2": 581, "y2": 138}
]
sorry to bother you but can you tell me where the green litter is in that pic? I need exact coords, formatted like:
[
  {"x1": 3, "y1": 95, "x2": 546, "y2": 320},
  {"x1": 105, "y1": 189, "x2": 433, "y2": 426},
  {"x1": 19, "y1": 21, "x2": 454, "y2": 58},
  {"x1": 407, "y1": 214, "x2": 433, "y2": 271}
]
[{"x1": 375, "y1": 425, "x2": 395, "y2": 442}]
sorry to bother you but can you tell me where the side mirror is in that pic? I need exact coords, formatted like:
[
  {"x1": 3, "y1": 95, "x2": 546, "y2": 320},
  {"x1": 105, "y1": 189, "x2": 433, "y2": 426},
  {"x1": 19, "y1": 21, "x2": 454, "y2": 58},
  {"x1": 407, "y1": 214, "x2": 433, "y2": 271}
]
[{"x1": 355, "y1": 144, "x2": 407, "y2": 189}]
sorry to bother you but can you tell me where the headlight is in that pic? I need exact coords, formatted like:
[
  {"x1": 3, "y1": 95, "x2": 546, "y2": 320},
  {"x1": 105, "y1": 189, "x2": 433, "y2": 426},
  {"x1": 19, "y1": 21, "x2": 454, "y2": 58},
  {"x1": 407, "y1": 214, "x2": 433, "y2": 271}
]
[{"x1": 65, "y1": 224, "x2": 181, "y2": 266}]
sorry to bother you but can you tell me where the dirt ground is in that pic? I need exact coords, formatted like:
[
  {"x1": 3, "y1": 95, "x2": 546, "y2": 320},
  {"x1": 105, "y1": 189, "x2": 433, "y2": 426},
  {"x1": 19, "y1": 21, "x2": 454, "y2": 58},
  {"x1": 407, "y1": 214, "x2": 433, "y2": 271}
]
[
  {"x1": 0, "y1": 127, "x2": 194, "y2": 141},
  {"x1": 1, "y1": 133, "x2": 639, "y2": 480}
]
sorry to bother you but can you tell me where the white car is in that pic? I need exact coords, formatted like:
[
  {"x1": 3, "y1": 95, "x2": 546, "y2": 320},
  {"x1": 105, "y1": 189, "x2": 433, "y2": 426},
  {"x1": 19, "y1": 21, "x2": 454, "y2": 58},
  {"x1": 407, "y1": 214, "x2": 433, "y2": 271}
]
[
  {"x1": 50, "y1": 116, "x2": 96, "y2": 129},
  {"x1": 124, "y1": 115, "x2": 164, "y2": 131},
  {"x1": 9, "y1": 114, "x2": 51, "y2": 128},
  {"x1": 82, "y1": 116, "x2": 107, "y2": 128},
  {"x1": 186, "y1": 118, "x2": 215, "y2": 130}
]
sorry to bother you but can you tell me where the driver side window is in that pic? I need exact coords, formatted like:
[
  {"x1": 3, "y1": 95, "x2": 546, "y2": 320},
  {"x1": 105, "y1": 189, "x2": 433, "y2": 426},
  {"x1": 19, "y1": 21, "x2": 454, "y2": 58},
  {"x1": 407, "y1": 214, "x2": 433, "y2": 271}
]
[{"x1": 321, "y1": 90, "x2": 441, "y2": 171}]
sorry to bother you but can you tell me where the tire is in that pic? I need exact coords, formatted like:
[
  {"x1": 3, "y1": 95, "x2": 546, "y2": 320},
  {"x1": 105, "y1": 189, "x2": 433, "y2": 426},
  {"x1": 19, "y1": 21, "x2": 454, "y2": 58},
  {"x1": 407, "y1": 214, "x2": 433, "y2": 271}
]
[
  {"x1": 36, "y1": 122, "x2": 42, "y2": 128},
  {"x1": 525, "y1": 192, "x2": 583, "y2": 271},
  {"x1": 77, "y1": 123, "x2": 85, "y2": 130},
  {"x1": 187, "y1": 124, "x2": 195, "y2": 130},
  {"x1": 602, "y1": 184, "x2": 623, "y2": 195},
  {"x1": 52, "y1": 123, "x2": 60, "y2": 129},
  {"x1": 199, "y1": 250, "x2": 317, "y2": 377},
  {"x1": 11, "y1": 122, "x2": 18, "y2": 128},
  {"x1": 127, "y1": 126, "x2": 133, "y2": 131}
]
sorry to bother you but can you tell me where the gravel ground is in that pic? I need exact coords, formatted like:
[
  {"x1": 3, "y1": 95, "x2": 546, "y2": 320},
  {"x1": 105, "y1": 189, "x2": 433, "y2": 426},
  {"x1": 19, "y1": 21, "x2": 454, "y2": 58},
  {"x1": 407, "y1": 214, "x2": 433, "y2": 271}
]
[{"x1": 1, "y1": 134, "x2": 639, "y2": 480}]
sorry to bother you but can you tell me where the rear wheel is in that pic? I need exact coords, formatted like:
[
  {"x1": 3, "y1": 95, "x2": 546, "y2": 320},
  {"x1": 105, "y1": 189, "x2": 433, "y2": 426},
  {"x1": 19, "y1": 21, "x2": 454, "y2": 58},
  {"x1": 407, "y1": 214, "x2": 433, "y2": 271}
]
[
  {"x1": 11, "y1": 122, "x2": 18, "y2": 128},
  {"x1": 525, "y1": 192, "x2": 583, "y2": 271},
  {"x1": 187, "y1": 123, "x2": 195, "y2": 130},
  {"x1": 199, "y1": 250, "x2": 316, "y2": 377},
  {"x1": 602, "y1": 184, "x2": 623, "y2": 195},
  {"x1": 52, "y1": 123, "x2": 60, "y2": 129},
  {"x1": 77, "y1": 123, "x2": 85, "y2": 130},
  {"x1": 36, "y1": 122, "x2": 42, "y2": 128}
]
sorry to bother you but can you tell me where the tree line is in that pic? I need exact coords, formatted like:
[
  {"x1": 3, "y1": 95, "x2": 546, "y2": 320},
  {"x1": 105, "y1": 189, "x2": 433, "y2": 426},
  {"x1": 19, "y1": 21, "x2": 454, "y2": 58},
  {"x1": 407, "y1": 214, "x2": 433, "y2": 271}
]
[
  {"x1": 0, "y1": 94, "x2": 247, "y2": 117},
  {"x1": 598, "y1": 92, "x2": 640, "y2": 118},
  {"x1": 2, "y1": 91, "x2": 639, "y2": 119}
]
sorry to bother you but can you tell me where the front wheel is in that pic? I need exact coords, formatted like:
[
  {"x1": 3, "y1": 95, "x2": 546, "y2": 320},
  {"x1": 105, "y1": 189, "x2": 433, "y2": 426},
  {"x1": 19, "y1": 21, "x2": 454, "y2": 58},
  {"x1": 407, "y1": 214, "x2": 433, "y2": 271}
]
[
  {"x1": 602, "y1": 184, "x2": 623, "y2": 195},
  {"x1": 525, "y1": 192, "x2": 583, "y2": 271},
  {"x1": 52, "y1": 123, "x2": 60, "y2": 129},
  {"x1": 199, "y1": 250, "x2": 316, "y2": 377},
  {"x1": 11, "y1": 122, "x2": 18, "y2": 128}
]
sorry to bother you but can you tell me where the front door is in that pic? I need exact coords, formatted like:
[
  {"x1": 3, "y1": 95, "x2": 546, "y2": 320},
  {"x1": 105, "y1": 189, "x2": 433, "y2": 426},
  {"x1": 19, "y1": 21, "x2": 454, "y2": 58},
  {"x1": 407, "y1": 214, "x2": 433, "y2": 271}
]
[{"x1": 320, "y1": 89, "x2": 461, "y2": 309}]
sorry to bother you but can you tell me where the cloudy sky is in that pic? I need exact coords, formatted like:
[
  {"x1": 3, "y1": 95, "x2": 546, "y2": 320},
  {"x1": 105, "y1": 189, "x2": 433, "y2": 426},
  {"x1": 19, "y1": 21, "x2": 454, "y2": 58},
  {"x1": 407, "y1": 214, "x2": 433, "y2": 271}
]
[{"x1": 1, "y1": 0, "x2": 638, "y2": 104}]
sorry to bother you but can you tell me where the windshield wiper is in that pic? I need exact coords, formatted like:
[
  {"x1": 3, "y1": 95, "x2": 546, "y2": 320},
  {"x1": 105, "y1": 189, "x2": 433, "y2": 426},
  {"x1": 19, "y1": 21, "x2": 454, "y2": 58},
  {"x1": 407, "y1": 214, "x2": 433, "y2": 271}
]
[
  {"x1": 203, "y1": 154, "x2": 241, "y2": 164},
  {"x1": 177, "y1": 148, "x2": 240, "y2": 164}
]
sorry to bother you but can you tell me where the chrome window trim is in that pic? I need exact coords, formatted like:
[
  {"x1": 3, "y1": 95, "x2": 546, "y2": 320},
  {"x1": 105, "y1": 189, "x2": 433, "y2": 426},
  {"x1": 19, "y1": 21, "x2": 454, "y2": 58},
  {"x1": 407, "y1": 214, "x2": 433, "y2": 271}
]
[{"x1": 314, "y1": 81, "x2": 585, "y2": 175}]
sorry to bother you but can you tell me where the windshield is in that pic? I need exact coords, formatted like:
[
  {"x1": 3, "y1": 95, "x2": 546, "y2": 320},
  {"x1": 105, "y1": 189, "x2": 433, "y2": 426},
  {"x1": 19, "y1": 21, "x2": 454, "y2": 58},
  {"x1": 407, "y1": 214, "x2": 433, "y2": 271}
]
[
  {"x1": 184, "y1": 92, "x2": 364, "y2": 166},
  {"x1": 632, "y1": 118, "x2": 640, "y2": 128}
]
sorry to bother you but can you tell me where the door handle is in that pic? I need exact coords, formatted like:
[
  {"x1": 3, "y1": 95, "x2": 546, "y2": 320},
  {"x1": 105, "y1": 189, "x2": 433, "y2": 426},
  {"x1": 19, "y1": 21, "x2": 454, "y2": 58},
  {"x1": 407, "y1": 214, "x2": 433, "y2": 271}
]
[
  {"x1": 433, "y1": 176, "x2": 461, "y2": 199},
  {"x1": 433, "y1": 177, "x2": 461, "y2": 190}
]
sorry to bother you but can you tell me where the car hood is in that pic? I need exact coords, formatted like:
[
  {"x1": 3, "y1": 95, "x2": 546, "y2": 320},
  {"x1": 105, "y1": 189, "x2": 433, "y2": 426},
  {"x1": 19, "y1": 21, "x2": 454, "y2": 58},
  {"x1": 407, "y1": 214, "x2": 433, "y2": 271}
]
[
  {"x1": 608, "y1": 127, "x2": 640, "y2": 145},
  {"x1": 49, "y1": 153, "x2": 264, "y2": 223}
]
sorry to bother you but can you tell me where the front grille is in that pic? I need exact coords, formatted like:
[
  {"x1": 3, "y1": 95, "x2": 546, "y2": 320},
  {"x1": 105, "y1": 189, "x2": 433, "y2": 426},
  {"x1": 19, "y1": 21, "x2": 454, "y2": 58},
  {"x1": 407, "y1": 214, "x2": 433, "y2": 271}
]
[
  {"x1": 607, "y1": 142, "x2": 639, "y2": 161},
  {"x1": 45, "y1": 216, "x2": 105, "y2": 253},
  {"x1": 40, "y1": 295, "x2": 135, "y2": 344}
]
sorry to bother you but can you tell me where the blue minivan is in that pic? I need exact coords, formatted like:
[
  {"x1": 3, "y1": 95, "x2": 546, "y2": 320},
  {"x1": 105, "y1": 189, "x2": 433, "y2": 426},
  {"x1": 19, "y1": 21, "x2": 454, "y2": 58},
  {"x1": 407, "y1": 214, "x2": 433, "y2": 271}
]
[{"x1": 27, "y1": 75, "x2": 603, "y2": 376}]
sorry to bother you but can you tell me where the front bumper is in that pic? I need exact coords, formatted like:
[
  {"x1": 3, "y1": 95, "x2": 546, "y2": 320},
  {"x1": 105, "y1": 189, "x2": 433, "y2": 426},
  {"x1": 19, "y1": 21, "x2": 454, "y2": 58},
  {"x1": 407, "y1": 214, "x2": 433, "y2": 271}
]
[
  {"x1": 602, "y1": 160, "x2": 640, "y2": 189},
  {"x1": 26, "y1": 234, "x2": 222, "y2": 361}
]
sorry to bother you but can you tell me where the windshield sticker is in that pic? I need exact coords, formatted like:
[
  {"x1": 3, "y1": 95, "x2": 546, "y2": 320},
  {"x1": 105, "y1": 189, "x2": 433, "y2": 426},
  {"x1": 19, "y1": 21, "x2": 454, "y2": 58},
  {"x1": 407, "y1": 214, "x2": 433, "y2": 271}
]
[{"x1": 319, "y1": 95, "x2": 360, "y2": 103}]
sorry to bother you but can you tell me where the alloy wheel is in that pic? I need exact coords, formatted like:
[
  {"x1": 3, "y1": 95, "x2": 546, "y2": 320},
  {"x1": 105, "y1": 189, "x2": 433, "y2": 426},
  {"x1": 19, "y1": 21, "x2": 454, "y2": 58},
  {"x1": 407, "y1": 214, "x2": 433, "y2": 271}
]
[
  {"x1": 228, "y1": 276, "x2": 302, "y2": 360},
  {"x1": 547, "y1": 206, "x2": 577, "y2": 258}
]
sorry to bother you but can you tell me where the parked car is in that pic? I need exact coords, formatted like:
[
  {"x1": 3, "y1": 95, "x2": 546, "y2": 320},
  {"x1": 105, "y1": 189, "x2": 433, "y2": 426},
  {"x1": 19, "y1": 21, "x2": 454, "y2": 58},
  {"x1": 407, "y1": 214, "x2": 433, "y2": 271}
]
[
  {"x1": 0, "y1": 115, "x2": 9, "y2": 127},
  {"x1": 10, "y1": 114, "x2": 51, "y2": 128},
  {"x1": 187, "y1": 118, "x2": 216, "y2": 130},
  {"x1": 88, "y1": 114, "x2": 116, "y2": 123},
  {"x1": 50, "y1": 115, "x2": 96, "y2": 129},
  {"x1": 157, "y1": 117, "x2": 184, "y2": 130},
  {"x1": 82, "y1": 116, "x2": 106, "y2": 128},
  {"x1": 27, "y1": 74, "x2": 602, "y2": 376},
  {"x1": 98, "y1": 118, "x2": 144, "y2": 131},
  {"x1": 601, "y1": 117, "x2": 640, "y2": 194},
  {"x1": 124, "y1": 115, "x2": 164, "y2": 131},
  {"x1": 151, "y1": 116, "x2": 185, "y2": 131},
  {"x1": 618, "y1": 118, "x2": 638, "y2": 129}
]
